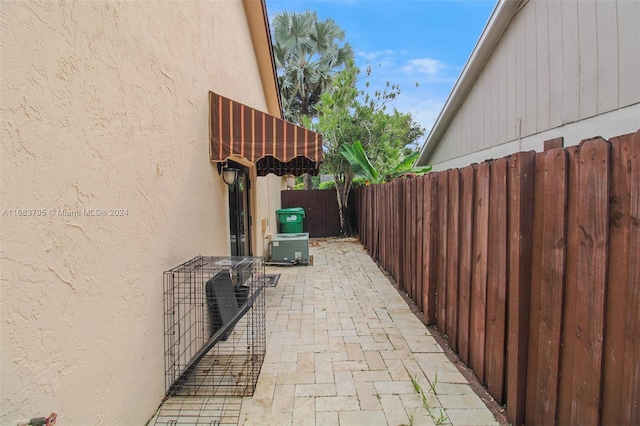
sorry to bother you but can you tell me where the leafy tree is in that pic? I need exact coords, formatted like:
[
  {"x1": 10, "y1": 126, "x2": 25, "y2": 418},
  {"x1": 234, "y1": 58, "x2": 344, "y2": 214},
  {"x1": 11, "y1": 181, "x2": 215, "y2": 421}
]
[
  {"x1": 272, "y1": 11, "x2": 353, "y2": 188},
  {"x1": 315, "y1": 62, "x2": 425, "y2": 235}
]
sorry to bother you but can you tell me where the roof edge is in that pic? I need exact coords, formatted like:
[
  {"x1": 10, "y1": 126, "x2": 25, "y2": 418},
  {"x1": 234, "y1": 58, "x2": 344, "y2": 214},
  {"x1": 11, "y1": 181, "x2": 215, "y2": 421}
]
[{"x1": 415, "y1": 0, "x2": 526, "y2": 166}]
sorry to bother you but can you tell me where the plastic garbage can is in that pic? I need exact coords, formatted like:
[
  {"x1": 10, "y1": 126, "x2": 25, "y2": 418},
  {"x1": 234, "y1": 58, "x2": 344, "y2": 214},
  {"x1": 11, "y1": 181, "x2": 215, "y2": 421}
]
[{"x1": 276, "y1": 207, "x2": 305, "y2": 233}]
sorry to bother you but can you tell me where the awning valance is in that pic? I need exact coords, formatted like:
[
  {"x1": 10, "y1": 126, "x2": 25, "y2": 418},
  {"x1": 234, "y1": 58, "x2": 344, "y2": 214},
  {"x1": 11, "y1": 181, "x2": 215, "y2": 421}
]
[{"x1": 209, "y1": 91, "x2": 323, "y2": 176}]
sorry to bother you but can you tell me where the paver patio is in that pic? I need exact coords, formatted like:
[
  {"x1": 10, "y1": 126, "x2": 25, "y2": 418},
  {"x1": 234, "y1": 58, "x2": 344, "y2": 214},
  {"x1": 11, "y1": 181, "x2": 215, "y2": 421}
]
[{"x1": 153, "y1": 238, "x2": 500, "y2": 425}]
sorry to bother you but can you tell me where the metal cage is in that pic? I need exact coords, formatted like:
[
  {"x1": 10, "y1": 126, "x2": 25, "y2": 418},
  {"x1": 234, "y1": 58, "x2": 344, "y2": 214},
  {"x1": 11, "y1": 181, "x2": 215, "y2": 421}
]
[{"x1": 163, "y1": 256, "x2": 266, "y2": 397}]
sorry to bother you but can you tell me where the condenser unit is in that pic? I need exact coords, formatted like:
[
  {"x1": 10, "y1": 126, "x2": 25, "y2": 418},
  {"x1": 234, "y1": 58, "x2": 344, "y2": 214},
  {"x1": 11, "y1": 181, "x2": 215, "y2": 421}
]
[{"x1": 270, "y1": 233, "x2": 309, "y2": 264}]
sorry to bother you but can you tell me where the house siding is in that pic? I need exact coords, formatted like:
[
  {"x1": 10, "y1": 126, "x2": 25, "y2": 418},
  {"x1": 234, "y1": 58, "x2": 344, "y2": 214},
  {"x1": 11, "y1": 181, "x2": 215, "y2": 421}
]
[
  {"x1": 427, "y1": 0, "x2": 640, "y2": 169},
  {"x1": 0, "y1": 1, "x2": 277, "y2": 424}
]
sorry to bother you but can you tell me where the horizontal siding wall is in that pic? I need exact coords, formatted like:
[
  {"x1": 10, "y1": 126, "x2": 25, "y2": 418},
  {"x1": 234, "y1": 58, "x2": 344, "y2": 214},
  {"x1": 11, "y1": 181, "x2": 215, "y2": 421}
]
[{"x1": 429, "y1": 0, "x2": 640, "y2": 166}]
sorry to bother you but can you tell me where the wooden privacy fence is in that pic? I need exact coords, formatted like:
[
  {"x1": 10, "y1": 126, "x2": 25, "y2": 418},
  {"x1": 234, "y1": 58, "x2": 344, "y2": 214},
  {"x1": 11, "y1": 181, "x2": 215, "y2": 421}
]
[
  {"x1": 352, "y1": 130, "x2": 639, "y2": 426},
  {"x1": 281, "y1": 189, "x2": 341, "y2": 237}
]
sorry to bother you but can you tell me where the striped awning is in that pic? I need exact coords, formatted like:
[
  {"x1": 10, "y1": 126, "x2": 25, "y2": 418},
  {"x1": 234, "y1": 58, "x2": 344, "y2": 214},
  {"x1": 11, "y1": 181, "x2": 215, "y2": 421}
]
[{"x1": 209, "y1": 91, "x2": 323, "y2": 176}]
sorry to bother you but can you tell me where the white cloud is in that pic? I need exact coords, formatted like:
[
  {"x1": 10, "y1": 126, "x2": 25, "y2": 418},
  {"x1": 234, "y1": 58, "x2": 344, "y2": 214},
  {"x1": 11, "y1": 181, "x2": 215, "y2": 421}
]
[
  {"x1": 402, "y1": 58, "x2": 447, "y2": 76},
  {"x1": 358, "y1": 51, "x2": 379, "y2": 61},
  {"x1": 357, "y1": 49, "x2": 398, "y2": 62}
]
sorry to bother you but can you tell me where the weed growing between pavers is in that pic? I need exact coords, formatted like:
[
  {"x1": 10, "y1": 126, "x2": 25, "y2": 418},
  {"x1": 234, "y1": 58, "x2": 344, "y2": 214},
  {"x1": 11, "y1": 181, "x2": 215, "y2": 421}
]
[{"x1": 409, "y1": 374, "x2": 449, "y2": 425}]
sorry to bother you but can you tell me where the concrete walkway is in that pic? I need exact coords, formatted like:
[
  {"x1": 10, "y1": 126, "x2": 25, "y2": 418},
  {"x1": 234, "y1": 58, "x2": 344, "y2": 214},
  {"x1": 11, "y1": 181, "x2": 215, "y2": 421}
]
[{"x1": 240, "y1": 238, "x2": 498, "y2": 426}]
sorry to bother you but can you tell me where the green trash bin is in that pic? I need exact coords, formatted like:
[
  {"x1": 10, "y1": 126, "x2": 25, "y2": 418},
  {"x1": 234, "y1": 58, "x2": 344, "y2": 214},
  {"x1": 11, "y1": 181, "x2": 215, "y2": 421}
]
[{"x1": 276, "y1": 207, "x2": 305, "y2": 233}]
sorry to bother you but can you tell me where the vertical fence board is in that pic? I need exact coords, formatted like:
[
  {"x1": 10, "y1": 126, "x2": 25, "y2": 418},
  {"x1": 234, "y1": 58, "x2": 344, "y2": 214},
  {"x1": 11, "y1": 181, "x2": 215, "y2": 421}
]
[
  {"x1": 486, "y1": 157, "x2": 508, "y2": 403},
  {"x1": 364, "y1": 187, "x2": 370, "y2": 249},
  {"x1": 530, "y1": 148, "x2": 568, "y2": 425},
  {"x1": 390, "y1": 182, "x2": 396, "y2": 274},
  {"x1": 382, "y1": 184, "x2": 393, "y2": 271},
  {"x1": 458, "y1": 166, "x2": 475, "y2": 365},
  {"x1": 557, "y1": 146, "x2": 580, "y2": 426},
  {"x1": 370, "y1": 185, "x2": 375, "y2": 253},
  {"x1": 526, "y1": 152, "x2": 550, "y2": 424},
  {"x1": 470, "y1": 163, "x2": 490, "y2": 383},
  {"x1": 367, "y1": 186, "x2": 372, "y2": 250},
  {"x1": 410, "y1": 178, "x2": 418, "y2": 300},
  {"x1": 506, "y1": 151, "x2": 536, "y2": 426},
  {"x1": 380, "y1": 185, "x2": 384, "y2": 269},
  {"x1": 570, "y1": 138, "x2": 610, "y2": 425},
  {"x1": 390, "y1": 183, "x2": 395, "y2": 275},
  {"x1": 622, "y1": 130, "x2": 640, "y2": 424},
  {"x1": 436, "y1": 171, "x2": 449, "y2": 333},
  {"x1": 364, "y1": 187, "x2": 370, "y2": 251},
  {"x1": 391, "y1": 181, "x2": 398, "y2": 280},
  {"x1": 365, "y1": 186, "x2": 373, "y2": 253},
  {"x1": 376, "y1": 184, "x2": 387, "y2": 266},
  {"x1": 446, "y1": 169, "x2": 461, "y2": 351},
  {"x1": 422, "y1": 174, "x2": 438, "y2": 325},
  {"x1": 394, "y1": 180, "x2": 402, "y2": 282},
  {"x1": 359, "y1": 188, "x2": 363, "y2": 243},
  {"x1": 375, "y1": 184, "x2": 380, "y2": 256},
  {"x1": 601, "y1": 133, "x2": 633, "y2": 424},
  {"x1": 404, "y1": 179, "x2": 412, "y2": 292},
  {"x1": 358, "y1": 188, "x2": 363, "y2": 245},
  {"x1": 354, "y1": 188, "x2": 360, "y2": 236},
  {"x1": 396, "y1": 181, "x2": 402, "y2": 287},
  {"x1": 416, "y1": 177, "x2": 425, "y2": 311},
  {"x1": 387, "y1": 183, "x2": 393, "y2": 273},
  {"x1": 386, "y1": 183, "x2": 390, "y2": 274}
]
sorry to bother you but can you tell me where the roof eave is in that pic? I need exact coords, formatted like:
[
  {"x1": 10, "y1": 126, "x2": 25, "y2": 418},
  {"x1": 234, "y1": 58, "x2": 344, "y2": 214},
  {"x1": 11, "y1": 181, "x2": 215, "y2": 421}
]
[{"x1": 415, "y1": 0, "x2": 526, "y2": 166}]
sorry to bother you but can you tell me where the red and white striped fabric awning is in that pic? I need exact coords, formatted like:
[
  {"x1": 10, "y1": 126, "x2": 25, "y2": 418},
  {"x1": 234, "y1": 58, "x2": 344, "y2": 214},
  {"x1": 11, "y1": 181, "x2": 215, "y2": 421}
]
[{"x1": 209, "y1": 91, "x2": 323, "y2": 176}]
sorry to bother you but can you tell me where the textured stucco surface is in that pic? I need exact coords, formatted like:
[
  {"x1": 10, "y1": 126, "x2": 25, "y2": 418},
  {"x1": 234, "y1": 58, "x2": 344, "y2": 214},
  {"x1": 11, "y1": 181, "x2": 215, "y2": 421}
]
[{"x1": 1, "y1": 1, "x2": 276, "y2": 423}]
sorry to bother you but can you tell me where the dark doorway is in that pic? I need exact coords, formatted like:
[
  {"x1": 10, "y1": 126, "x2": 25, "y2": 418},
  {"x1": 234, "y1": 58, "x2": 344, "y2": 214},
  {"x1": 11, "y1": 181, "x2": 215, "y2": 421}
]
[{"x1": 228, "y1": 162, "x2": 251, "y2": 256}]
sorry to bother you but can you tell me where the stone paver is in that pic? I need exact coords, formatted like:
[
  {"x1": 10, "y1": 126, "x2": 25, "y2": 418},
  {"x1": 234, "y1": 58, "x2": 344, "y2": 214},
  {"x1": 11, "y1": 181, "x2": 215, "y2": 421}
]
[
  {"x1": 238, "y1": 238, "x2": 499, "y2": 425},
  {"x1": 157, "y1": 238, "x2": 499, "y2": 425}
]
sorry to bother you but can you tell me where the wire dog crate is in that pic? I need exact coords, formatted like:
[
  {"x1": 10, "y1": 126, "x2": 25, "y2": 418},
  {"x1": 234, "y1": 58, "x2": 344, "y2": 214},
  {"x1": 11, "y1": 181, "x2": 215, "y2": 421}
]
[{"x1": 163, "y1": 256, "x2": 266, "y2": 397}]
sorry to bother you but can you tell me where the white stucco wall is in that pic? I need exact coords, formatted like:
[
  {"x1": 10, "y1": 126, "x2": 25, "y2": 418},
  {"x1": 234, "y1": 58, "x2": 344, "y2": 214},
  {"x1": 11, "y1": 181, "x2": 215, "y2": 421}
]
[
  {"x1": 254, "y1": 174, "x2": 286, "y2": 255},
  {"x1": 1, "y1": 1, "x2": 272, "y2": 424}
]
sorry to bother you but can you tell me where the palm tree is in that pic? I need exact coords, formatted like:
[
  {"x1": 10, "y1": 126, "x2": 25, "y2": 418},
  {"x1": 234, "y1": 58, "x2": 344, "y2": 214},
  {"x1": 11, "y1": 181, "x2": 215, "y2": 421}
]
[
  {"x1": 272, "y1": 11, "x2": 353, "y2": 122},
  {"x1": 272, "y1": 12, "x2": 354, "y2": 188}
]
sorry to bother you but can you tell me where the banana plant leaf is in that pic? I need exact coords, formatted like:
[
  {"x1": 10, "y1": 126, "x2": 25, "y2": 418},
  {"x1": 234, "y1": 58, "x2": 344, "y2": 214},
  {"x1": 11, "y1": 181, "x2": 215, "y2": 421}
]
[
  {"x1": 339, "y1": 141, "x2": 381, "y2": 183},
  {"x1": 340, "y1": 141, "x2": 432, "y2": 184},
  {"x1": 386, "y1": 152, "x2": 432, "y2": 179}
]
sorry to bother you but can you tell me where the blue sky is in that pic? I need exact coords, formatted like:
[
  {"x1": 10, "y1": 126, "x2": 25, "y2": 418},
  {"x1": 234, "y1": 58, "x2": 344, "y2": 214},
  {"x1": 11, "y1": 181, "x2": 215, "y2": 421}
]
[{"x1": 265, "y1": 0, "x2": 497, "y2": 139}]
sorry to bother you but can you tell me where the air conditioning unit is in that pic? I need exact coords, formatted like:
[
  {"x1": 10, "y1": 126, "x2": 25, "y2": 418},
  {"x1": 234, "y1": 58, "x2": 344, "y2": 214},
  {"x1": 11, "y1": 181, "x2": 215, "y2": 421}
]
[{"x1": 270, "y1": 233, "x2": 309, "y2": 264}]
